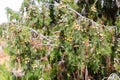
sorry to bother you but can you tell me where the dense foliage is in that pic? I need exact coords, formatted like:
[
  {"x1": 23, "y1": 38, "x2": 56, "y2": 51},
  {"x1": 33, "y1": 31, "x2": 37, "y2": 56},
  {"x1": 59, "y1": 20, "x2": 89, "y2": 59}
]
[{"x1": 0, "y1": 0, "x2": 120, "y2": 80}]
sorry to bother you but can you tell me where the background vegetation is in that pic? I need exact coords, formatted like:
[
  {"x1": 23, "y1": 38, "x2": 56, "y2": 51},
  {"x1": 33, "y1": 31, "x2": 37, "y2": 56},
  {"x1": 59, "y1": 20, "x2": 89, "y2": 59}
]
[{"x1": 0, "y1": 0, "x2": 120, "y2": 80}]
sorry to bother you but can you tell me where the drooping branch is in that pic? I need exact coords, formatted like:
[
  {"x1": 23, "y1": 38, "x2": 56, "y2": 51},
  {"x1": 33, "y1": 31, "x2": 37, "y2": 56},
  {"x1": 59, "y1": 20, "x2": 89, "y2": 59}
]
[
  {"x1": 29, "y1": 28, "x2": 58, "y2": 47},
  {"x1": 36, "y1": 1, "x2": 117, "y2": 30},
  {"x1": 29, "y1": 28, "x2": 51, "y2": 42}
]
